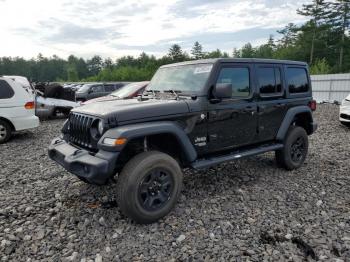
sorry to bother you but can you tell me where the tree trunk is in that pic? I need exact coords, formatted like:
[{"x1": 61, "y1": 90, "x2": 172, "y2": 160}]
[
  {"x1": 310, "y1": 24, "x2": 316, "y2": 65},
  {"x1": 310, "y1": 0, "x2": 320, "y2": 65},
  {"x1": 339, "y1": 0, "x2": 348, "y2": 71}
]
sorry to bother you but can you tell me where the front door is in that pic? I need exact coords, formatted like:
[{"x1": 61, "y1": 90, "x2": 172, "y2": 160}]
[{"x1": 207, "y1": 64, "x2": 258, "y2": 152}]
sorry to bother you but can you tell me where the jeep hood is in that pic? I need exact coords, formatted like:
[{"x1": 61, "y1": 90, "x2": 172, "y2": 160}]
[{"x1": 72, "y1": 98, "x2": 190, "y2": 122}]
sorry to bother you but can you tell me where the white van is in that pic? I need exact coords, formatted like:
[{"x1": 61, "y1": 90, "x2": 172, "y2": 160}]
[{"x1": 0, "y1": 77, "x2": 39, "y2": 144}]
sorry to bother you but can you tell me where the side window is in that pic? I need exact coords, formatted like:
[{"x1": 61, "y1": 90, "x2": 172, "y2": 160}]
[
  {"x1": 258, "y1": 67, "x2": 283, "y2": 95},
  {"x1": 104, "y1": 84, "x2": 115, "y2": 92},
  {"x1": 286, "y1": 68, "x2": 309, "y2": 93},
  {"x1": 91, "y1": 85, "x2": 104, "y2": 93},
  {"x1": 137, "y1": 87, "x2": 146, "y2": 95},
  {"x1": 216, "y1": 67, "x2": 250, "y2": 98},
  {"x1": 0, "y1": 80, "x2": 15, "y2": 99}
]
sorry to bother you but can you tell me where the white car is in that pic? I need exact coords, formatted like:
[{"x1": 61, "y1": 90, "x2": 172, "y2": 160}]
[
  {"x1": 0, "y1": 77, "x2": 39, "y2": 143},
  {"x1": 340, "y1": 94, "x2": 350, "y2": 127}
]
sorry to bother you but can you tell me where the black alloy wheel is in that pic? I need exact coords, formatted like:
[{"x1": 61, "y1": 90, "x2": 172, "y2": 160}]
[{"x1": 138, "y1": 168, "x2": 174, "y2": 211}]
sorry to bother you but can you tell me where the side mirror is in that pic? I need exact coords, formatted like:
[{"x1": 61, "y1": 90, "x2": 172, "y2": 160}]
[
  {"x1": 88, "y1": 89, "x2": 93, "y2": 94},
  {"x1": 213, "y1": 83, "x2": 232, "y2": 99}
]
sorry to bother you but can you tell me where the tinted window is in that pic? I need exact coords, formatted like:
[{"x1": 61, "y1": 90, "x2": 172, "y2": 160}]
[
  {"x1": 0, "y1": 80, "x2": 14, "y2": 99},
  {"x1": 115, "y1": 84, "x2": 124, "y2": 89},
  {"x1": 258, "y1": 67, "x2": 282, "y2": 95},
  {"x1": 287, "y1": 68, "x2": 309, "y2": 93},
  {"x1": 104, "y1": 84, "x2": 115, "y2": 92},
  {"x1": 216, "y1": 67, "x2": 250, "y2": 97},
  {"x1": 91, "y1": 85, "x2": 104, "y2": 92}
]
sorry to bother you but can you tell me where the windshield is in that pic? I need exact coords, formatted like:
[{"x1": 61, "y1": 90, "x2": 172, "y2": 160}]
[
  {"x1": 77, "y1": 84, "x2": 93, "y2": 92},
  {"x1": 146, "y1": 64, "x2": 213, "y2": 94},
  {"x1": 111, "y1": 82, "x2": 145, "y2": 98}
]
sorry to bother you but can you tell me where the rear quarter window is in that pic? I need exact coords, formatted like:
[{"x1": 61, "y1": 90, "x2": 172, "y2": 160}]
[
  {"x1": 286, "y1": 67, "x2": 309, "y2": 94},
  {"x1": 0, "y1": 80, "x2": 15, "y2": 99}
]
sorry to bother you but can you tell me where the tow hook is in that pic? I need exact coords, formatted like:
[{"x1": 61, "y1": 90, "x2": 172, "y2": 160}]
[{"x1": 73, "y1": 150, "x2": 82, "y2": 156}]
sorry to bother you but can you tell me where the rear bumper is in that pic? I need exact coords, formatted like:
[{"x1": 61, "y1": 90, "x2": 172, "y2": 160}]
[
  {"x1": 11, "y1": 115, "x2": 40, "y2": 131},
  {"x1": 48, "y1": 138, "x2": 118, "y2": 185}
]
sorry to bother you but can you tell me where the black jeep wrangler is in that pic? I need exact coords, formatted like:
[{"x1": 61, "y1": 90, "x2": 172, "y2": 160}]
[{"x1": 49, "y1": 58, "x2": 317, "y2": 224}]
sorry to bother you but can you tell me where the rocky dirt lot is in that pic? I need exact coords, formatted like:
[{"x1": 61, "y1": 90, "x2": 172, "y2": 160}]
[{"x1": 0, "y1": 104, "x2": 349, "y2": 262}]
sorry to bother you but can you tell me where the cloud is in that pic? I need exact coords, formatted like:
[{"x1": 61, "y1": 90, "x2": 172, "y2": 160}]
[
  {"x1": 0, "y1": 0, "x2": 310, "y2": 59},
  {"x1": 39, "y1": 19, "x2": 122, "y2": 44}
]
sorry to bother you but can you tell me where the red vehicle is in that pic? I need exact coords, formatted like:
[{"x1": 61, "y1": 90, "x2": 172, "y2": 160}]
[{"x1": 82, "y1": 81, "x2": 149, "y2": 105}]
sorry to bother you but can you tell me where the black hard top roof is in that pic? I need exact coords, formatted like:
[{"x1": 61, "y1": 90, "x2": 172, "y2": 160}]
[{"x1": 161, "y1": 58, "x2": 308, "y2": 68}]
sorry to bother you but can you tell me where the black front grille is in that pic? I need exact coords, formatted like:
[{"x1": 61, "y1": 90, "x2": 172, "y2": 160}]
[
  {"x1": 68, "y1": 113, "x2": 96, "y2": 149},
  {"x1": 340, "y1": 114, "x2": 350, "y2": 120}
]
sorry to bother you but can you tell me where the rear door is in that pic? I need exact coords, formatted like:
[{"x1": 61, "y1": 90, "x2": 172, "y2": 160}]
[
  {"x1": 256, "y1": 64, "x2": 288, "y2": 142},
  {"x1": 207, "y1": 63, "x2": 258, "y2": 151}
]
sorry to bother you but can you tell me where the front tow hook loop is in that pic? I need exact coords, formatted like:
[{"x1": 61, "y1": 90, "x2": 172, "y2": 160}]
[{"x1": 73, "y1": 150, "x2": 81, "y2": 156}]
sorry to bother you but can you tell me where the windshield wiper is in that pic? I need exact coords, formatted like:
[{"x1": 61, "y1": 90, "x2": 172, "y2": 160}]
[
  {"x1": 164, "y1": 90, "x2": 182, "y2": 100},
  {"x1": 138, "y1": 89, "x2": 160, "y2": 100}
]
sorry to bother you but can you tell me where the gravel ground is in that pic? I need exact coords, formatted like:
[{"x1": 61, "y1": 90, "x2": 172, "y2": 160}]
[{"x1": 0, "y1": 104, "x2": 349, "y2": 262}]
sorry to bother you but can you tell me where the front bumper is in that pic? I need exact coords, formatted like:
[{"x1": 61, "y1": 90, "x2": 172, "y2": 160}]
[
  {"x1": 339, "y1": 105, "x2": 350, "y2": 122},
  {"x1": 48, "y1": 138, "x2": 119, "y2": 185}
]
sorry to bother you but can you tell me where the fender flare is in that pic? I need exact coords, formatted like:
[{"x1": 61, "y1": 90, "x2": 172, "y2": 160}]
[
  {"x1": 98, "y1": 121, "x2": 197, "y2": 162},
  {"x1": 276, "y1": 106, "x2": 314, "y2": 141}
]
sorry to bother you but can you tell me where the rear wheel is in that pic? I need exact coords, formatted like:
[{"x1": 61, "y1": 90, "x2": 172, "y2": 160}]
[
  {"x1": 0, "y1": 120, "x2": 12, "y2": 144},
  {"x1": 116, "y1": 151, "x2": 183, "y2": 224},
  {"x1": 275, "y1": 126, "x2": 308, "y2": 170}
]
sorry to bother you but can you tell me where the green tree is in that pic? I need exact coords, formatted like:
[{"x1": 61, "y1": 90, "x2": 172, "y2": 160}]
[
  {"x1": 240, "y1": 43, "x2": 255, "y2": 58},
  {"x1": 168, "y1": 44, "x2": 186, "y2": 61},
  {"x1": 277, "y1": 23, "x2": 298, "y2": 47},
  {"x1": 87, "y1": 55, "x2": 103, "y2": 76},
  {"x1": 297, "y1": 0, "x2": 330, "y2": 64},
  {"x1": 191, "y1": 41, "x2": 204, "y2": 59},
  {"x1": 310, "y1": 58, "x2": 331, "y2": 74},
  {"x1": 232, "y1": 48, "x2": 241, "y2": 58},
  {"x1": 67, "y1": 65, "x2": 79, "y2": 81},
  {"x1": 255, "y1": 35, "x2": 275, "y2": 58},
  {"x1": 327, "y1": 0, "x2": 350, "y2": 71}
]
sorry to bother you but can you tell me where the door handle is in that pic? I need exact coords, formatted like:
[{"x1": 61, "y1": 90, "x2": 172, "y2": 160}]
[
  {"x1": 274, "y1": 103, "x2": 285, "y2": 108},
  {"x1": 243, "y1": 106, "x2": 255, "y2": 114}
]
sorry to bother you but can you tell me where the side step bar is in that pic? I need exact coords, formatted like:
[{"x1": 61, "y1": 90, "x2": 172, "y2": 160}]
[{"x1": 191, "y1": 143, "x2": 284, "y2": 170}]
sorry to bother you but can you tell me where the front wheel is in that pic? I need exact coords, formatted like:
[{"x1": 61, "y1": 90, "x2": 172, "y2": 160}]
[
  {"x1": 116, "y1": 151, "x2": 183, "y2": 224},
  {"x1": 275, "y1": 126, "x2": 309, "y2": 170}
]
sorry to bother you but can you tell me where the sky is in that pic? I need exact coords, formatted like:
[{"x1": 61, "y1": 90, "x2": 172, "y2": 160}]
[{"x1": 0, "y1": 0, "x2": 310, "y2": 60}]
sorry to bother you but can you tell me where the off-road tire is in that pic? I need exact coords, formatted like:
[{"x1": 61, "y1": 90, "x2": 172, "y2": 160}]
[
  {"x1": 275, "y1": 126, "x2": 308, "y2": 170},
  {"x1": 116, "y1": 151, "x2": 183, "y2": 224},
  {"x1": 0, "y1": 120, "x2": 12, "y2": 144}
]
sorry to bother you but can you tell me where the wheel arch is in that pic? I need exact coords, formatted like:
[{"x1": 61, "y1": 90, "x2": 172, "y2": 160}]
[
  {"x1": 99, "y1": 121, "x2": 198, "y2": 167},
  {"x1": 276, "y1": 106, "x2": 314, "y2": 141},
  {"x1": 0, "y1": 117, "x2": 15, "y2": 131}
]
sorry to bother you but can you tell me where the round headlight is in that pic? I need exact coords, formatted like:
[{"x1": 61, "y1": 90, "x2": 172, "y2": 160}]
[{"x1": 98, "y1": 120, "x2": 104, "y2": 135}]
